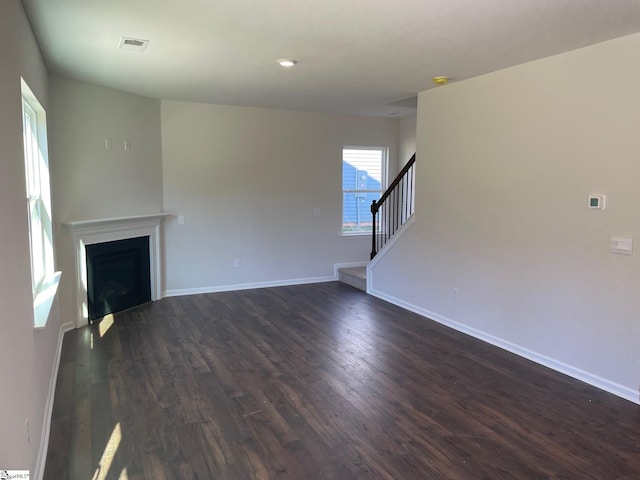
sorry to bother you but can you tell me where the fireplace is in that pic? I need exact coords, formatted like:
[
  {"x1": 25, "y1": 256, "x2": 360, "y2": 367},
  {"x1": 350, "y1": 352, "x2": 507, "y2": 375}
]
[
  {"x1": 63, "y1": 213, "x2": 169, "y2": 327},
  {"x1": 86, "y1": 236, "x2": 151, "y2": 321}
]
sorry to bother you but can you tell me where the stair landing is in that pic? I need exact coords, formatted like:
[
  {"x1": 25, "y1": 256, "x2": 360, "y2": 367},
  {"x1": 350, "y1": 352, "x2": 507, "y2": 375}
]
[{"x1": 338, "y1": 266, "x2": 367, "y2": 292}]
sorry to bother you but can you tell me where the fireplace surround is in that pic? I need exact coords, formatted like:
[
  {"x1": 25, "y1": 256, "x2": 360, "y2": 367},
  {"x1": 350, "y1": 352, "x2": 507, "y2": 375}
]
[{"x1": 64, "y1": 213, "x2": 169, "y2": 327}]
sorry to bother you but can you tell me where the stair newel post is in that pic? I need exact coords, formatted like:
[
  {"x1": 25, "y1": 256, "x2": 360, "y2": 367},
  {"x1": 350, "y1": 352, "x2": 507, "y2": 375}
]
[{"x1": 370, "y1": 199, "x2": 378, "y2": 260}]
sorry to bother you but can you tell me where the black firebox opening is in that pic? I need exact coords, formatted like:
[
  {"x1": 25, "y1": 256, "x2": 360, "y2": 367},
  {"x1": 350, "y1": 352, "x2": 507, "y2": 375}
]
[{"x1": 86, "y1": 236, "x2": 151, "y2": 321}]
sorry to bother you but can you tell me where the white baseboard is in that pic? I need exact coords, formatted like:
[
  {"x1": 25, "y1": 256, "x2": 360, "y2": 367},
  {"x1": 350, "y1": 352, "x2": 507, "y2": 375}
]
[
  {"x1": 34, "y1": 320, "x2": 75, "y2": 480},
  {"x1": 368, "y1": 287, "x2": 639, "y2": 406},
  {"x1": 163, "y1": 275, "x2": 335, "y2": 298}
]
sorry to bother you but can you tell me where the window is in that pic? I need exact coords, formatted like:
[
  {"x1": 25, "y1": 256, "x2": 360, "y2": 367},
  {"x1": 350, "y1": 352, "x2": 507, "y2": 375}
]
[
  {"x1": 21, "y1": 78, "x2": 59, "y2": 328},
  {"x1": 342, "y1": 147, "x2": 387, "y2": 234}
]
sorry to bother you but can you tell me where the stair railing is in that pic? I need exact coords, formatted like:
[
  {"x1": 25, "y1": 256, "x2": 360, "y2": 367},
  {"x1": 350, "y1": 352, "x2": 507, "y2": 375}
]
[{"x1": 370, "y1": 154, "x2": 415, "y2": 259}]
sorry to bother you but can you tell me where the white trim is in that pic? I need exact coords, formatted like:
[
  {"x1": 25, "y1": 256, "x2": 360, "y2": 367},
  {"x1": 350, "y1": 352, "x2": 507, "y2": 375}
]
[
  {"x1": 63, "y1": 213, "x2": 171, "y2": 327},
  {"x1": 368, "y1": 214, "x2": 415, "y2": 269},
  {"x1": 34, "y1": 321, "x2": 74, "y2": 480},
  {"x1": 63, "y1": 213, "x2": 170, "y2": 229},
  {"x1": 367, "y1": 286, "x2": 639, "y2": 405},
  {"x1": 33, "y1": 271, "x2": 62, "y2": 329},
  {"x1": 339, "y1": 232, "x2": 371, "y2": 238},
  {"x1": 366, "y1": 214, "x2": 415, "y2": 293},
  {"x1": 163, "y1": 275, "x2": 335, "y2": 298},
  {"x1": 341, "y1": 145, "x2": 388, "y2": 235},
  {"x1": 333, "y1": 261, "x2": 368, "y2": 279},
  {"x1": 22, "y1": 78, "x2": 57, "y2": 328}
]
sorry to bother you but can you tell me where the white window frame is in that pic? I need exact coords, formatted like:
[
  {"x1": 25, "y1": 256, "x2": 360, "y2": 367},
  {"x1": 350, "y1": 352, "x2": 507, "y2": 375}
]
[
  {"x1": 341, "y1": 146, "x2": 388, "y2": 236},
  {"x1": 21, "y1": 78, "x2": 60, "y2": 328}
]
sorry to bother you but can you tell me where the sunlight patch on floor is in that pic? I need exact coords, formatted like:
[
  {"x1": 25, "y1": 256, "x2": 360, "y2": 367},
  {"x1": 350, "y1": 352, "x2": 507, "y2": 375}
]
[
  {"x1": 99, "y1": 313, "x2": 115, "y2": 337},
  {"x1": 92, "y1": 422, "x2": 122, "y2": 480}
]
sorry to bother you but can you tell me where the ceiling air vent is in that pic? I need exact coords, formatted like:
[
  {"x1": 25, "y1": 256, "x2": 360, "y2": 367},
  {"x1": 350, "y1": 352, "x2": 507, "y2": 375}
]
[{"x1": 119, "y1": 37, "x2": 149, "y2": 52}]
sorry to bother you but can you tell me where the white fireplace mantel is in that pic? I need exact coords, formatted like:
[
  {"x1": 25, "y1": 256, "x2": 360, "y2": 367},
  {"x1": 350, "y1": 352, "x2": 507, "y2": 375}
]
[{"x1": 63, "y1": 213, "x2": 172, "y2": 327}]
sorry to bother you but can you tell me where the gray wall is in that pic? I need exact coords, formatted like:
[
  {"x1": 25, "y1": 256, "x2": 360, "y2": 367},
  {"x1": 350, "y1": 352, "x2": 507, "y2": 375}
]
[
  {"x1": 48, "y1": 82, "x2": 398, "y2": 299},
  {"x1": 398, "y1": 114, "x2": 416, "y2": 165},
  {"x1": 161, "y1": 101, "x2": 398, "y2": 294},
  {"x1": 49, "y1": 75, "x2": 164, "y2": 325},
  {"x1": 50, "y1": 76, "x2": 164, "y2": 222},
  {"x1": 0, "y1": 0, "x2": 63, "y2": 473},
  {"x1": 370, "y1": 33, "x2": 640, "y2": 403}
]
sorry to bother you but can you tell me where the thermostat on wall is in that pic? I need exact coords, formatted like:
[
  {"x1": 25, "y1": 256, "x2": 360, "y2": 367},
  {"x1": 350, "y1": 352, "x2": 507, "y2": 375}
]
[{"x1": 588, "y1": 195, "x2": 606, "y2": 210}]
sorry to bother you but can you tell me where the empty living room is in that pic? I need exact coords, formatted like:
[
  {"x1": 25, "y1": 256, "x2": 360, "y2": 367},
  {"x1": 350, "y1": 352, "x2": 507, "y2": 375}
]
[{"x1": 2, "y1": 0, "x2": 640, "y2": 478}]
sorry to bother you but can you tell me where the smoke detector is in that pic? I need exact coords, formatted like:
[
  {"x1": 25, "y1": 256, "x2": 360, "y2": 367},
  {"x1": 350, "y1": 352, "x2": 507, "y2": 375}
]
[{"x1": 119, "y1": 37, "x2": 149, "y2": 52}]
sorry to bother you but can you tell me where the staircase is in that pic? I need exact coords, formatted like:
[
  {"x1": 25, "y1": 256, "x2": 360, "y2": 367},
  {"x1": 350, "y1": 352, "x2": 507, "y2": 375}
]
[
  {"x1": 338, "y1": 153, "x2": 416, "y2": 293},
  {"x1": 337, "y1": 266, "x2": 367, "y2": 292}
]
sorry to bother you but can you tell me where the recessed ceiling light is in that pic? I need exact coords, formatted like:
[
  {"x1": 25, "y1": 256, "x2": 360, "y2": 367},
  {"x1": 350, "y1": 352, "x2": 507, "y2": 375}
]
[
  {"x1": 277, "y1": 59, "x2": 298, "y2": 67},
  {"x1": 432, "y1": 76, "x2": 449, "y2": 86}
]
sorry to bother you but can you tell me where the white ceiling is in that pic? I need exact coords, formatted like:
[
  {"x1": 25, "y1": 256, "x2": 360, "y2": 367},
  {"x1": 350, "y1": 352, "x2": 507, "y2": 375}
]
[{"x1": 21, "y1": 0, "x2": 640, "y2": 117}]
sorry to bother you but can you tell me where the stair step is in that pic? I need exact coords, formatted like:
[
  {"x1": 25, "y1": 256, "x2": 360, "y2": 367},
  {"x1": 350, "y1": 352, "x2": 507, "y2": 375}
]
[{"x1": 338, "y1": 266, "x2": 367, "y2": 292}]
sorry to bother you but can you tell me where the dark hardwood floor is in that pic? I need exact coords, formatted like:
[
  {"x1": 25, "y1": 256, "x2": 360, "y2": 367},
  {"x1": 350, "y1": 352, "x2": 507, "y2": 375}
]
[{"x1": 44, "y1": 282, "x2": 640, "y2": 479}]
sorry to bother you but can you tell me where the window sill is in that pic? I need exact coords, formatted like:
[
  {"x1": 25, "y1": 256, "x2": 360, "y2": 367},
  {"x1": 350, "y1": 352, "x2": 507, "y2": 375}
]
[
  {"x1": 33, "y1": 271, "x2": 62, "y2": 329},
  {"x1": 339, "y1": 232, "x2": 370, "y2": 238}
]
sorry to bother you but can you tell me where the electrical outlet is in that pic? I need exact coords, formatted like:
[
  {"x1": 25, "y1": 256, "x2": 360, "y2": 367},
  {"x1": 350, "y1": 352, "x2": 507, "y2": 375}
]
[
  {"x1": 178, "y1": 215, "x2": 185, "y2": 225},
  {"x1": 234, "y1": 258, "x2": 240, "y2": 269},
  {"x1": 453, "y1": 288, "x2": 459, "y2": 301},
  {"x1": 25, "y1": 418, "x2": 30, "y2": 445}
]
